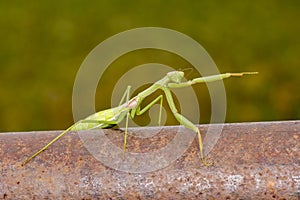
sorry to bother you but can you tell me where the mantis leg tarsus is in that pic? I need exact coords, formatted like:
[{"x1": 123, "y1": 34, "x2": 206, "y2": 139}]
[
  {"x1": 173, "y1": 112, "x2": 213, "y2": 166},
  {"x1": 230, "y1": 72, "x2": 259, "y2": 77},
  {"x1": 158, "y1": 95, "x2": 163, "y2": 126},
  {"x1": 122, "y1": 131, "x2": 128, "y2": 160},
  {"x1": 123, "y1": 113, "x2": 129, "y2": 160},
  {"x1": 196, "y1": 128, "x2": 213, "y2": 166}
]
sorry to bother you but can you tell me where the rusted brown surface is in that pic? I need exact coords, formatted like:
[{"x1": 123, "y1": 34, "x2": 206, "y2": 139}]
[{"x1": 0, "y1": 121, "x2": 299, "y2": 199}]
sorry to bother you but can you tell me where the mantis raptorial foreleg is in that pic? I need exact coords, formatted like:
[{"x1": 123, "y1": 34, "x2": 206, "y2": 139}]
[
  {"x1": 164, "y1": 72, "x2": 258, "y2": 166},
  {"x1": 168, "y1": 72, "x2": 258, "y2": 88}
]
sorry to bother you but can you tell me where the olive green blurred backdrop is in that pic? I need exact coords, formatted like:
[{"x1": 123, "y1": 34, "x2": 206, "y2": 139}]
[{"x1": 0, "y1": 1, "x2": 299, "y2": 131}]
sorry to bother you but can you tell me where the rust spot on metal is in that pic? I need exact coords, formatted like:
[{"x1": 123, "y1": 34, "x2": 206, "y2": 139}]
[{"x1": 0, "y1": 121, "x2": 299, "y2": 199}]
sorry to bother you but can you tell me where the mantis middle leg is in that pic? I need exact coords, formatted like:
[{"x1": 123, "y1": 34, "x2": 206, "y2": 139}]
[
  {"x1": 162, "y1": 87, "x2": 213, "y2": 166},
  {"x1": 134, "y1": 95, "x2": 163, "y2": 125},
  {"x1": 122, "y1": 94, "x2": 164, "y2": 159}
]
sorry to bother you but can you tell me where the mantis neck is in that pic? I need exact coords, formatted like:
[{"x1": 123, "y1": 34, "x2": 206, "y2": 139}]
[{"x1": 136, "y1": 76, "x2": 170, "y2": 98}]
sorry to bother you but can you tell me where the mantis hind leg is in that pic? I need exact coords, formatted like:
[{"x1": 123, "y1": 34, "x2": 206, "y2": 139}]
[
  {"x1": 21, "y1": 119, "x2": 118, "y2": 166},
  {"x1": 21, "y1": 124, "x2": 75, "y2": 166},
  {"x1": 162, "y1": 88, "x2": 213, "y2": 166},
  {"x1": 123, "y1": 85, "x2": 131, "y2": 159},
  {"x1": 112, "y1": 85, "x2": 132, "y2": 159}
]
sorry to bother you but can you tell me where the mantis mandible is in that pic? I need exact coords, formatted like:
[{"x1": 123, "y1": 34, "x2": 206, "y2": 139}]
[{"x1": 22, "y1": 70, "x2": 258, "y2": 166}]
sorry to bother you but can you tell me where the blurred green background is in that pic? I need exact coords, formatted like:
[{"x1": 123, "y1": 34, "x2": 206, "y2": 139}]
[{"x1": 0, "y1": 1, "x2": 299, "y2": 132}]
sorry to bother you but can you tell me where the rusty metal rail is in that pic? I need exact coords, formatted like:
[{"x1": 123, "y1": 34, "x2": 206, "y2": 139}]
[{"x1": 0, "y1": 121, "x2": 299, "y2": 199}]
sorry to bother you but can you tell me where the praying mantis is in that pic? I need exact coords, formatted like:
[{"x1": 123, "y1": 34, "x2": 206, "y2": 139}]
[{"x1": 22, "y1": 70, "x2": 258, "y2": 166}]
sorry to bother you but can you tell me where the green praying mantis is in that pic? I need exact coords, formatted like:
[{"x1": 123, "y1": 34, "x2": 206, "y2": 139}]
[{"x1": 22, "y1": 70, "x2": 258, "y2": 166}]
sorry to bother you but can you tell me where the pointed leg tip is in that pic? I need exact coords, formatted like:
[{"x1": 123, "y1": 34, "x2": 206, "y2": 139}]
[
  {"x1": 202, "y1": 157, "x2": 214, "y2": 167},
  {"x1": 230, "y1": 72, "x2": 259, "y2": 77},
  {"x1": 243, "y1": 72, "x2": 259, "y2": 75},
  {"x1": 21, "y1": 161, "x2": 27, "y2": 167}
]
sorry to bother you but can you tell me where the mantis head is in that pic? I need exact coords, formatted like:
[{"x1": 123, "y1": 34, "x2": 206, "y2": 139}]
[{"x1": 167, "y1": 71, "x2": 184, "y2": 83}]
